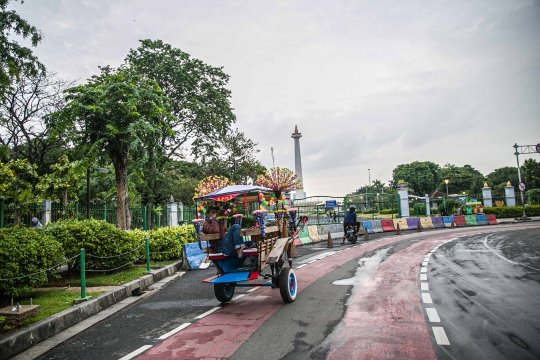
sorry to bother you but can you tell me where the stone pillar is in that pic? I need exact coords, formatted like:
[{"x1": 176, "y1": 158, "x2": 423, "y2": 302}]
[
  {"x1": 291, "y1": 125, "x2": 305, "y2": 199},
  {"x1": 178, "y1": 202, "x2": 184, "y2": 224},
  {"x1": 482, "y1": 183, "x2": 493, "y2": 208},
  {"x1": 42, "y1": 200, "x2": 51, "y2": 226},
  {"x1": 505, "y1": 182, "x2": 515, "y2": 207},
  {"x1": 425, "y1": 194, "x2": 430, "y2": 217},
  {"x1": 167, "y1": 196, "x2": 178, "y2": 227},
  {"x1": 397, "y1": 184, "x2": 410, "y2": 218}
]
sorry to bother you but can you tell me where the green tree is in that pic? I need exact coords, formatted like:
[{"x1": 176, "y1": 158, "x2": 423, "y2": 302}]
[
  {"x1": 36, "y1": 155, "x2": 82, "y2": 206},
  {"x1": 4, "y1": 158, "x2": 37, "y2": 224},
  {"x1": 391, "y1": 161, "x2": 440, "y2": 195},
  {"x1": 486, "y1": 166, "x2": 519, "y2": 193},
  {"x1": 521, "y1": 158, "x2": 540, "y2": 190},
  {"x1": 439, "y1": 164, "x2": 485, "y2": 197},
  {"x1": 0, "y1": 0, "x2": 45, "y2": 99},
  {"x1": 50, "y1": 68, "x2": 174, "y2": 229}
]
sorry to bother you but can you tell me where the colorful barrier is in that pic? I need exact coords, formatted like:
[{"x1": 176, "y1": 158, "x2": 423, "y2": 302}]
[
  {"x1": 393, "y1": 218, "x2": 409, "y2": 230},
  {"x1": 420, "y1": 217, "x2": 434, "y2": 229},
  {"x1": 406, "y1": 218, "x2": 420, "y2": 230},
  {"x1": 363, "y1": 221, "x2": 374, "y2": 234},
  {"x1": 486, "y1": 214, "x2": 499, "y2": 225},
  {"x1": 371, "y1": 220, "x2": 384, "y2": 233},
  {"x1": 464, "y1": 215, "x2": 478, "y2": 226},
  {"x1": 307, "y1": 225, "x2": 322, "y2": 243},
  {"x1": 298, "y1": 227, "x2": 312, "y2": 245},
  {"x1": 442, "y1": 216, "x2": 455, "y2": 227},
  {"x1": 476, "y1": 214, "x2": 488, "y2": 225},
  {"x1": 182, "y1": 241, "x2": 209, "y2": 270},
  {"x1": 381, "y1": 219, "x2": 396, "y2": 232},
  {"x1": 453, "y1": 216, "x2": 467, "y2": 227},
  {"x1": 431, "y1": 216, "x2": 445, "y2": 228}
]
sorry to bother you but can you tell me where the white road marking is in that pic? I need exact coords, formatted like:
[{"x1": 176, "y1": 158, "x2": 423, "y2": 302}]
[
  {"x1": 422, "y1": 261, "x2": 428, "y2": 267},
  {"x1": 247, "y1": 287, "x2": 258, "y2": 292},
  {"x1": 158, "y1": 323, "x2": 191, "y2": 340},
  {"x1": 296, "y1": 264, "x2": 307, "y2": 269},
  {"x1": 432, "y1": 326, "x2": 450, "y2": 345},
  {"x1": 308, "y1": 260, "x2": 317, "y2": 264},
  {"x1": 420, "y1": 274, "x2": 427, "y2": 280},
  {"x1": 421, "y1": 267, "x2": 427, "y2": 272},
  {"x1": 426, "y1": 308, "x2": 440, "y2": 322},
  {"x1": 118, "y1": 345, "x2": 153, "y2": 360},
  {"x1": 422, "y1": 293, "x2": 433, "y2": 303},
  {"x1": 424, "y1": 257, "x2": 430, "y2": 262},
  {"x1": 194, "y1": 306, "x2": 221, "y2": 319},
  {"x1": 233, "y1": 294, "x2": 246, "y2": 301},
  {"x1": 421, "y1": 283, "x2": 429, "y2": 291}
]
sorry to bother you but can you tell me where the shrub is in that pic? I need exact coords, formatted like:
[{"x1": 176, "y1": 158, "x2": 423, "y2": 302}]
[
  {"x1": 0, "y1": 226, "x2": 64, "y2": 297},
  {"x1": 380, "y1": 209, "x2": 397, "y2": 215},
  {"x1": 137, "y1": 225, "x2": 195, "y2": 261},
  {"x1": 482, "y1": 205, "x2": 540, "y2": 218},
  {"x1": 43, "y1": 219, "x2": 143, "y2": 272}
]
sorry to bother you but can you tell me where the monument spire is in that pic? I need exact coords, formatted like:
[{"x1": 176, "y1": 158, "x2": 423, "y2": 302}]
[{"x1": 291, "y1": 125, "x2": 305, "y2": 199}]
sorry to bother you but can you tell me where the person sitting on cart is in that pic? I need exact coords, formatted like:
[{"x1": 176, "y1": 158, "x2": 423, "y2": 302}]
[
  {"x1": 220, "y1": 224, "x2": 256, "y2": 258},
  {"x1": 343, "y1": 205, "x2": 360, "y2": 244},
  {"x1": 203, "y1": 207, "x2": 226, "y2": 252}
]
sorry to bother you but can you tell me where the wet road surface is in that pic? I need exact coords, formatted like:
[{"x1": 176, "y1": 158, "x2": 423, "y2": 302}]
[{"x1": 30, "y1": 223, "x2": 540, "y2": 360}]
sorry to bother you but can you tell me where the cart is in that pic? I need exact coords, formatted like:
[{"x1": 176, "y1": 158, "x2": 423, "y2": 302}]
[{"x1": 194, "y1": 185, "x2": 307, "y2": 303}]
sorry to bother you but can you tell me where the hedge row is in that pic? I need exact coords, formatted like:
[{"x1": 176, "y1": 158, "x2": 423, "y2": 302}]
[
  {"x1": 482, "y1": 205, "x2": 540, "y2": 218},
  {"x1": 0, "y1": 219, "x2": 197, "y2": 297}
]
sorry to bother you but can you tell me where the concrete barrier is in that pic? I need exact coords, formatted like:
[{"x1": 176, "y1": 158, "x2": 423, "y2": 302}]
[
  {"x1": 362, "y1": 221, "x2": 374, "y2": 234},
  {"x1": 465, "y1": 215, "x2": 478, "y2": 226},
  {"x1": 453, "y1": 216, "x2": 467, "y2": 226},
  {"x1": 182, "y1": 241, "x2": 209, "y2": 270},
  {"x1": 297, "y1": 227, "x2": 312, "y2": 245},
  {"x1": 393, "y1": 218, "x2": 409, "y2": 231},
  {"x1": 476, "y1": 214, "x2": 488, "y2": 225},
  {"x1": 406, "y1": 218, "x2": 420, "y2": 230},
  {"x1": 431, "y1": 216, "x2": 445, "y2": 228},
  {"x1": 442, "y1": 216, "x2": 455, "y2": 227},
  {"x1": 380, "y1": 219, "x2": 396, "y2": 232},
  {"x1": 486, "y1": 214, "x2": 499, "y2": 225},
  {"x1": 307, "y1": 225, "x2": 321, "y2": 243},
  {"x1": 420, "y1": 217, "x2": 434, "y2": 229},
  {"x1": 370, "y1": 220, "x2": 384, "y2": 233}
]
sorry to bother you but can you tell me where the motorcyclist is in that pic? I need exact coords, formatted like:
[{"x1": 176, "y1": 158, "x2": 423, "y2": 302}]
[{"x1": 342, "y1": 205, "x2": 361, "y2": 244}]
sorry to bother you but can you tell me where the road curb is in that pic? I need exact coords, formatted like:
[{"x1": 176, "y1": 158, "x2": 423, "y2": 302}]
[{"x1": 0, "y1": 259, "x2": 183, "y2": 360}]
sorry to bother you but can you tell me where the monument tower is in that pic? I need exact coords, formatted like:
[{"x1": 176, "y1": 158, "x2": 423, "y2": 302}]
[{"x1": 291, "y1": 125, "x2": 305, "y2": 199}]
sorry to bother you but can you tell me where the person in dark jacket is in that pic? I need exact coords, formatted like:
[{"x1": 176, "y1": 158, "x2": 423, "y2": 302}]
[{"x1": 343, "y1": 206, "x2": 360, "y2": 243}]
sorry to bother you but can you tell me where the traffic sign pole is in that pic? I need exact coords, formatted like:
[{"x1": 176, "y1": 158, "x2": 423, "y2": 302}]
[{"x1": 513, "y1": 144, "x2": 527, "y2": 218}]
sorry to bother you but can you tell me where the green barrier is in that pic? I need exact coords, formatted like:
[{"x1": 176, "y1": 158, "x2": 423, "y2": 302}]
[{"x1": 465, "y1": 215, "x2": 478, "y2": 226}]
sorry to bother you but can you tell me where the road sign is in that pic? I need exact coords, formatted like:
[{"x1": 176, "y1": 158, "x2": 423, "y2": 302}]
[
  {"x1": 325, "y1": 200, "x2": 337, "y2": 208},
  {"x1": 518, "y1": 182, "x2": 526, "y2": 192},
  {"x1": 536, "y1": 143, "x2": 540, "y2": 153}
]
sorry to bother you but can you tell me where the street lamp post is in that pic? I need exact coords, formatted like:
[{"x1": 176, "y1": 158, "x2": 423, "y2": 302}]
[
  {"x1": 87, "y1": 167, "x2": 109, "y2": 220},
  {"x1": 445, "y1": 179, "x2": 449, "y2": 195}
]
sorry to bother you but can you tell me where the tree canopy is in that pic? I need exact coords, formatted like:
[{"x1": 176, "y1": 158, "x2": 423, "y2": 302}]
[{"x1": 391, "y1": 161, "x2": 440, "y2": 195}]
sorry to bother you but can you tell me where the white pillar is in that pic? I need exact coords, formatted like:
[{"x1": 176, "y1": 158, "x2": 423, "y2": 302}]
[
  {"x1": 505, "y1": 185, "x2": 515, "y2": 207},
  {"x1": 425, "y1": 194, "x2": 430, "y2": 217},
  {"x1": 42, "y1": 200, "x2": 51, "y2": 226},
  {"x1": 482, "y1": 186, "x2": 493, "y2": 208},
  {"x1": 167, "y1": 197, "x2": 178, "y2": 227},
  {"x1": 291, "y1": 125, "x2": 305, "y2": 199},
  {"x1": 397, "y1": 185, "x2": 410, "y2": 218}
]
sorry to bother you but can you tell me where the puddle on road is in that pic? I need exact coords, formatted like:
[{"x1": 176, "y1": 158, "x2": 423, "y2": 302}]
[{"x1": 332, "y1": 247, "x2": 393, "y2": 289}]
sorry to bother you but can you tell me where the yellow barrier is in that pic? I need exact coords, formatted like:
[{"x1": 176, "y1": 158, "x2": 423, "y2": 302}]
[
  {"x1": 307, "y1": 225, "x2": 322, "y2": 243},
  {"x1": 393, "y1": 218, "x2": 409, "y2": 231},
  {"x1": 420, "y1": 217, "x2": 434, "y2": 229}
]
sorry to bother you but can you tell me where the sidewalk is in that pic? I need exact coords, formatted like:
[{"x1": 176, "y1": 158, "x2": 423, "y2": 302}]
[{"x1": 497, "y1": 216, "x2": 540, "y2": 224}]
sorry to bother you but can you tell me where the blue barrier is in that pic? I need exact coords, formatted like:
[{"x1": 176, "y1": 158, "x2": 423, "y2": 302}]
[
  {"x1": 182, "y1": 241, "x2": 209, "y2": 270},
  {"x1": 476, "y1": 214, "x2": 488, "y2": 225},
  {"x1": 363, "y1": 221, "x2": 374, "y2": 234},
  {"x1": 442, "y1": 216, "x2": 455, "y2": 227}
]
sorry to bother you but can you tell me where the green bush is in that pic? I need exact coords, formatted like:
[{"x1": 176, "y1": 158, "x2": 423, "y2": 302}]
[
  {"x1": 483, "y1": 205, "x2": 540, "y2": 218},
  {"x1": 135, "y1": 225, "x2": 195, "y2": 261},
  {"x1": 0, "y1": 226, "x2": 64, "y2": 297},
  {"x1": 43, "y1": 219, "x2": 143, "y2": 272},
  {"x1": 380, "y1": 209, "x2": 397, "y2": 214}
]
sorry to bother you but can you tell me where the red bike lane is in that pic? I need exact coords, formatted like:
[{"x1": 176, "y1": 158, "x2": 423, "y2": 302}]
[{"x1": 137, "y1": 225, "x2": 538, "y2": 359}]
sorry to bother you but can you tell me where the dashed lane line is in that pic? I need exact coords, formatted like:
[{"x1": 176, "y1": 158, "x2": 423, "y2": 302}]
[
  {"x1": 118, "y1": 345, "x2": 153, "y2": 360},
  {"x1": 158, "y1": 323, "x2": 192, "y2": 340},
  {"x1": 421, "y1": 283, "x2": 429, "y2": 291},
  {"x1": 420, "y1": 274, "x2": 427, "y2": 281},
  {"x1": 194, "y1": 306, "x2": 221, "y2": 319},
  {"x1": 425, "y1": 308, "x2": 440, "y2": 322},
  {"x1": 432, "y1": 326, "x2": 450, "y2": 345},
  {"x1": 421, "y1": 293, "x2": 433, "y2": 304}
]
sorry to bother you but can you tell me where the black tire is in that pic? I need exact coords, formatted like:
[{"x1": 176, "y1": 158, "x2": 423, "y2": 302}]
[
  {"x1": 279, "y1": 267, "x2": 297, "y2": 303},
  {"x1": 214, "y1": 283, "x2": 235, "y2": 303}
]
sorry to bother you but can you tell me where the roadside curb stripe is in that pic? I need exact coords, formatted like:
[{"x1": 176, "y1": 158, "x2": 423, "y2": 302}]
[
  {"x1": 158, "y1": 323, "x2": 191, "y2": 340},
  {"x1": 118, "y1": 345, "x2": 153, "y2": 360},
  {"x1": 194, "y1": 307, "x2": 221, "y2": 319}
]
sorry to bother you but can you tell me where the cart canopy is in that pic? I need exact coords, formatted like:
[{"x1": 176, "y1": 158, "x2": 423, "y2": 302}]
[{"x1": 194, "y1": 185, "x2": 273, "y2": 202}]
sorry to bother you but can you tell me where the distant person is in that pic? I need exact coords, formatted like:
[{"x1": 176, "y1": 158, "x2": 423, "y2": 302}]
[
  {"x1": 324, "y1": 213, "x2": 328, "y2": 223},
  {"x1": 332, "y1": 213, "x2": 337, "y2": 223},
  {"x1": 457, "y1": 205, "x2": 464, "y2": 216},
  {"x1": 30, "y1": 217, "x2": 42, "y2": 229},
  {"x1": 440, "y1": 209, "x2": 447, "y2": 216},
  {"x1": 342, "y1": 206, "x2": 361, "y2": 244}
]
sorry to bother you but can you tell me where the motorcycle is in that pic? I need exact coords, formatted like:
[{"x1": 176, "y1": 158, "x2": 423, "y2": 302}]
[{"x1": 344, "y1": 224, "x2": 358, "y2": 244}]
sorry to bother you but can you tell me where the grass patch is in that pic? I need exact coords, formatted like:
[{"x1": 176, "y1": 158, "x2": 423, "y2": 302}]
[{"x1": 1, "y1": 290, "x2": 104, "y2": 336}]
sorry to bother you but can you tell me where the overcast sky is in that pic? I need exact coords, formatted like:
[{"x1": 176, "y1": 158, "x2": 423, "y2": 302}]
[{"x1": 11, "y1": 0, "x2": 540, "y2": 196}]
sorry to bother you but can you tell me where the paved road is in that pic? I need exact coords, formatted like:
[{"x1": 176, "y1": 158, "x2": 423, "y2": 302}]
[{"x1": 32, "y1": 223, "x2": 540, "y2": 360}]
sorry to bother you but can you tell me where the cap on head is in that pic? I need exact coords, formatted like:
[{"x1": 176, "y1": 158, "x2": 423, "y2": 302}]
[{"x1": 349, "y1": 205, "x2": 356, "y2": 211}]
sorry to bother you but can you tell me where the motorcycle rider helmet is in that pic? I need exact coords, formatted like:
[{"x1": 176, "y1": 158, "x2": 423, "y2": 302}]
[{"x1": 349, "y1": 205, "x2": 356, "y2": 211}]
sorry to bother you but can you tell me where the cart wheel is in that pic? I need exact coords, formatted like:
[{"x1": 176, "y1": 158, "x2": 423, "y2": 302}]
[
  {"x1": 214, "y1": 283, "x2": 235, "y2": 303},
  {"x1": 279, "y1": 267, "x2": 297, "y2": 303}
]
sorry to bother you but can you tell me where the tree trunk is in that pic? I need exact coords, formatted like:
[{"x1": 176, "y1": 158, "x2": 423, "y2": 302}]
[
  {"x1": 62, "y1": 190, "x2": 68, "y2": 207},
  {"x1": 111, "y1": 151, "x2": 131, "y2": 230}
]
